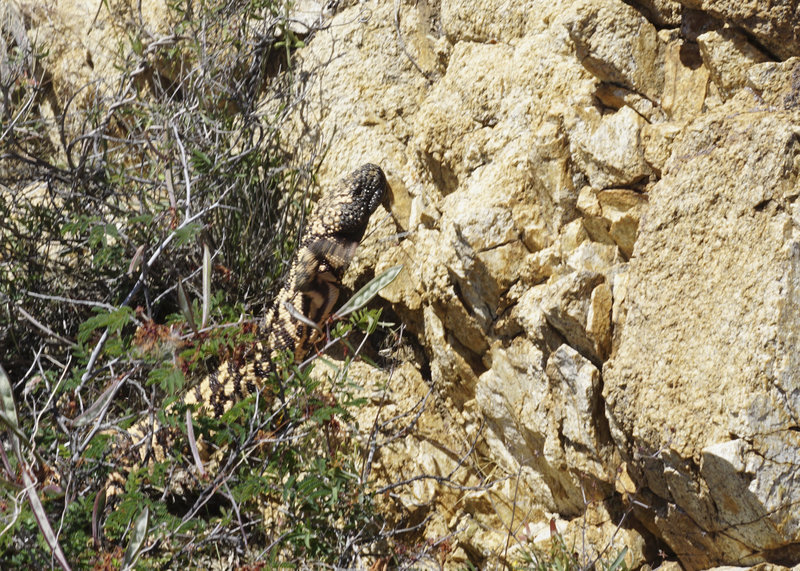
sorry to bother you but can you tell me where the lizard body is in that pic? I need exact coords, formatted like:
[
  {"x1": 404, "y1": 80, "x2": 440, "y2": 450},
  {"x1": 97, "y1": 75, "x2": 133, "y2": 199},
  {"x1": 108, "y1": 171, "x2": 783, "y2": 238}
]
[{"x1": 111, "y1": 163, "x2": 388, "y2": 482}]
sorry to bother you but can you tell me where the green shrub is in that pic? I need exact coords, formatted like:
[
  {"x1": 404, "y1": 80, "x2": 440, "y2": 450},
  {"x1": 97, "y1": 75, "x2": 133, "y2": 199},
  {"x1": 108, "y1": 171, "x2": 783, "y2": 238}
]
[{"x1": 0, "y1": 0, "x2": 392, "y2": 567}]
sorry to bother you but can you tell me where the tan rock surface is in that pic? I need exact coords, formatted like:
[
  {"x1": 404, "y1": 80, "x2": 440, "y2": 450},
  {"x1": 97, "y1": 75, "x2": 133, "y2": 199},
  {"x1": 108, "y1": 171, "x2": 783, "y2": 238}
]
[
  {"x1": 280, "y1": 0, "x2": 800, "y2": 567},
  {"x1": 18, "y1": 0, "x2": 173, "y2": 112},
  {"x1": 697, "y1": 26, "x2": 772, "y2": 100},
  {"x1": 661, "y1": 37, "x2": 712, "y2": 120},
  {"x1": 440, "y1": 0, "x2": 531, "y2": 43},
  {"x1": 676, "y1": 0, "x2": 800, "y2": 60},
  {"x1": 21, "y1": 0, "x2": 800, "y2": 566},
  {"x1": 604, "y1": 101, "x2": 800, "y2": 566},
  {"x1": 633, "y1": 0, "x2": 683, "y2": 27},
  {"x1": 747, "y1": 57, "x2": 800, "y2": 110},
  {"x1": 566, "y1": 104, "x2": 653, "y2": 189},
  {"x1": 566, "y1": 0, "x2": 666, "y2": 102}
]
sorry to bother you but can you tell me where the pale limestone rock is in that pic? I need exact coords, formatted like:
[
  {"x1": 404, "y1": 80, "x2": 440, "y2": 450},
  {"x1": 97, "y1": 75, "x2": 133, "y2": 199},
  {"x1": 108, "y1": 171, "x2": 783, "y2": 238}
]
[
  {"x1": 408, "y1": 192, "x2": 442, "y2": 230},
  {"x1": 516, "y1": 517, "x2": 569, "y2": 546},
  {"x1": 440, "y1": 0, "x2": 529, "y2": 43},
  {"x1": 423, "y1": 304, "x2": 481, "y2": 403},
  {"x1": 566, "y1": 105, "x2": 652, "y2": 189},
  {"x1": 577, "y1": 189, "x2": 617, "y2": 249},
  {"x1": 373, "y1": 239, "x2": 422, "y2": 313},
  {"x1": 594, "y1": 83, "x2": 666, "y2": 122},
  {"x1": 284, "y1": 0, "x2": 332, "y2": 35},
  {"x1": 604, "y1": 105, "x2": 800, "y2": 565},
  {"x1": 441, "y1": 172, "x2": 521, "y2": 253},
  {"x1": 746, "y1": 57, "x2": 800, "y2": 110},
  {"x1": 676, "y1": 0, "x2": 800, "y2": 59},
  {"x1": 558, "y1": 217, "x2": 590, "y2": 259},
  {"x1": 661, "y1": 38, "x2": 712, "y2": 120},
  {"x1": 476, "y1": 340, "x2": 567, "y2": 511},
  {"x1": 633, "y1": 0, "x2": 683, "y2": 27},
  {"x1": 512, "y1": 284, "x2": 558, "y2": 346},
  {"x1": 641, "y1": 120, "x2": 685, "y2": 175},
  {"x1": 477, "y1": 339, "x2": 592, "y2": 514},
  {"x1": 697, "y1": 26, "x2": 771, "y2": 99},
  {"x1": 560, "y1": 501, "x2": 648, "y2": 569},
  {"x1": 601, "y1": 189, "x2": 648, "y2": 258},
  {"x1": 578, "y1": 187, "x2": 648, "y2": 258},
  {"x1": 545, "y1": 344, "x2": 603, "y2": 457},
  {"x1": 382, "y1": 171, "x2": 412, "y2": 232},
  {"x1": 524, "y1": 247, "x2": 562, "y2": 285},
  {"x1": 286, "y1": 1, "x2": 433, "y2": 196},
  {"x1": 609, "y1": 267, "x2": 630, "y2": 348},
  {"x1": 700, "y1": 440, "x2": 786, "y2": 550},
  {"x1": 276, "y1": 0, "x2": 800, "y2": 565},
  {"x1": 0, "y1": 1, "x2": 31, "y2": 109},
  {"x1": 477, "y1": 340, "x2": 622, "y2": 531},
  {"x1": 21, "y1": 0, "x2": 172, "y2": 106},
  {"x1": 566, "y1": 241, "x2": 621, "y2": 275},
  {"x1": 414, "y1": 41, "x2": 512, "y2": 193},
  {"x1": 541, "y1": 271, "x2": 608, "y2": 363},
  {"x1": 566, "y1": 0, "x2": 666, "y2": 102},
  {"x1": 338, "y1": 358, "x2": 493, "y2": 561},
  {"x1": 586, "y1": 281, "x2": 612, "y2": 358},
  {"x1": 401, "y1": 229, "x2": 491, "y2": 358},
  {"x1": 577, "y1": 186, "x2": 603, "y2": 218}
]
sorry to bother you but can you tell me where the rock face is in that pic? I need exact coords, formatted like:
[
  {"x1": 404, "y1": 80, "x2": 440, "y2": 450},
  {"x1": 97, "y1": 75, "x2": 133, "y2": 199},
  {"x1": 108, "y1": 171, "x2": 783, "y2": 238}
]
[
  {"x1": 604, "y1": 104, "x2": 800, "y2": 566},
  {"x1": 13, "y1": 0, "x2": 800, "y2": 567},
  {"x1": 277, "y1": 0, "x2": 800, "y2": 567},
  {"x1": 676, "y1": 0, "x2": 800, "y2": 60}
]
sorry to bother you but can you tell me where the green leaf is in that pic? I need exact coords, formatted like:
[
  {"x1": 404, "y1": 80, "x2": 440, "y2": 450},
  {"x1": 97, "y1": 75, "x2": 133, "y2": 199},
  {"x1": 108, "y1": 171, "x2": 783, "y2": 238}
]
[
  {"x1": 190, "y1": 149, "x2": 213, "y2": 173},
  {"x1": 335, "y1": 265, "x2": 403, "y2": 318},
  {"x1": 0, "y1": 364, "x2": 19, "y2": 434},
  {"x1": 2, "y1": 364, "x2": 72, "y2": 570},
  {"x1": 177, "y1": 279, "x2": 196, "y2": 332},
  {"x1": 129, "y1": 214, "x2": 154, "y2": 225},
  {"x1": 0, "y1": 367, "x2": 47, "y2": 467},
  {"x1": 21, "y1": 466, "x2": 72, "y2": 571},
  {"x1": 71, "y1": 377, "x2": 124, "y2": 428},
  {"x1": 185, "y1": 409, "x2": 206, "y2": 477},
  {"x1": 77, "y1": 306, "x2": 134, "y2": 345},
  {"x1": 105, "y1": 223, "x2": 119, "y2": 238},
  {"x1": 131, "y1": 35, "x2": 143, "y2": 56},
  {"x1": 122, "y1": 506, "x2": 150, "y2": 570},
  {"x1": 128, "y1": 244, "x2": 145, "y2": 276},
  {"x1": 173, "y1": 222, "x2": 202, "y2": 247},
  {"x1": 607, "y1": 546, "x2": 629, "y2": 571},
  {"x1": 148, "y1": 365, "x2": 184, "y2": 394},
  {"x1": 92, "y1": 488, "x2": 107, "y2": 548}
]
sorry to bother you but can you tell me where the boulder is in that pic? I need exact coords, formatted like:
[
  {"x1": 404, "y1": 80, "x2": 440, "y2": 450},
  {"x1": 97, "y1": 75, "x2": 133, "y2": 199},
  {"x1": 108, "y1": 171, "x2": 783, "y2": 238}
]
[
  {"x1": 676, "y1": 0, "x2": 800, "y2": 60},
  {"x1": 604, "y1": 103, "x2": 800, "y2": 567}
]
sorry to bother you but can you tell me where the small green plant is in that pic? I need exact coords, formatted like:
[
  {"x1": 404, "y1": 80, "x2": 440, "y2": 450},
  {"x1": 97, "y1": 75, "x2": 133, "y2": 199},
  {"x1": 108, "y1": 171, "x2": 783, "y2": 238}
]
[
  {"x1": 95, "y1": 304, "x2": 391, "y2": 566},
  {"x1": 515, "y1": 524, "x2": 629, "y2": 571}
]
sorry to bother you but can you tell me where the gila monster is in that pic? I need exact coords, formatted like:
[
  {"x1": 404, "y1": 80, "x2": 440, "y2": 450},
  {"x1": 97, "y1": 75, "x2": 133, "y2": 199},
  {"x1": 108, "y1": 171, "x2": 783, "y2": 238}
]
[{"x1": 109, "y1": 163, "x2": 388, "y2": 490}]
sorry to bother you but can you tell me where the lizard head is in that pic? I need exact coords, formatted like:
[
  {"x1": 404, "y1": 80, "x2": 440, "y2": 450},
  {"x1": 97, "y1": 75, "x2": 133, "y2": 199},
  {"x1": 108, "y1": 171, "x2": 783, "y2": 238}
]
[
  {"x1": 289, "y1": 164, "x2": 389, "y2": 312},
  {"x1": 306, "y1": 163, "x2": 388, "y2": 243},
  {"x1": 331, "y1": 163, "x2": 388, "y2": 241},
  {"x1": 292, "y1": 164, "x2": 389, "y2": 291}
]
